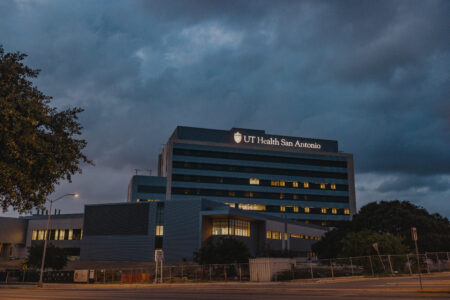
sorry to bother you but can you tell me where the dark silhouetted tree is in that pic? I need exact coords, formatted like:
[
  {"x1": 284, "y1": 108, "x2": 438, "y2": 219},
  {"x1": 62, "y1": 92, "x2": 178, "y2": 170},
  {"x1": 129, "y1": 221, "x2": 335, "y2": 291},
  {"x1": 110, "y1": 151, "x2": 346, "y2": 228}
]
[
  {"x1": 194, "y1": 237, "x2": 251, "y2": 264},
  {"x1": 0, "y1": 46, "x2": 92, "y2": 213},
  {"x1": 26, "y1": 243, "x2": 68, "y2": 270}
]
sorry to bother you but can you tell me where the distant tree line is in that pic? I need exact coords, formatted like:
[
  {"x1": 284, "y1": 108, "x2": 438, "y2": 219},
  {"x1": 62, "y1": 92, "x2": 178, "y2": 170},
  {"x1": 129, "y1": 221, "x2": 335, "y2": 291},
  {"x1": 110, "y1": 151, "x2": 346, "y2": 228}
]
[{"x1": 312, "y1": 200, "x2": 450, "y2": 258}]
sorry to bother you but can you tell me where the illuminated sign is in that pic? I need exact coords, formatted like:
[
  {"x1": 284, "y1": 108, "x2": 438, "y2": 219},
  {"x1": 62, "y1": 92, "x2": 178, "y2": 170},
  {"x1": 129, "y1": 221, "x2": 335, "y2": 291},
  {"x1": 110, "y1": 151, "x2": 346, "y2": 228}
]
[{"x1": 233, "y1": 132, "x2": 322, "y2": 150}]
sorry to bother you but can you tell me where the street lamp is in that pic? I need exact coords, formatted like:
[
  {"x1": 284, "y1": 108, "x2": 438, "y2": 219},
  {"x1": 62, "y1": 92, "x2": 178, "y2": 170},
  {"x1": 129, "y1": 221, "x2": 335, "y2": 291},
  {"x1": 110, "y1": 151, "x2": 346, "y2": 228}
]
[{"x1": 37, "y1": 193, "x2": 79, "y2": 287}]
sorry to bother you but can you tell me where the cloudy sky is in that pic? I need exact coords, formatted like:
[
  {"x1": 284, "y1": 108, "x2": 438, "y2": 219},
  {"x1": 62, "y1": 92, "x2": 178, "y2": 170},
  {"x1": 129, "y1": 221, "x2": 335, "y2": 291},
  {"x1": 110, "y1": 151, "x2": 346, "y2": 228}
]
[{"x1": 1, "y1": 0, "x2": 449, "y2": 217}]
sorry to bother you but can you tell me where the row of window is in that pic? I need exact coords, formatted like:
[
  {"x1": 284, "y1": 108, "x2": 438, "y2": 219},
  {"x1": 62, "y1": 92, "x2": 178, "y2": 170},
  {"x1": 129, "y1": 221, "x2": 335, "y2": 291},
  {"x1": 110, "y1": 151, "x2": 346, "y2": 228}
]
[
  {"x1": 266, "y1": 231, "x2": 322, "y2": 241},
  {"x1": 172, "y1": 187, "x2": 348, "y2": 203},
  {"x1": 173, "y1": 161, "x2": 348, "y2": 179},
  {"x1": 173, "y1": 148, "x2": 347, "y2": 168},
  {"x1": 171, "y1": 174, "x2": 347, "y2": 191},
  {"x1": 31, "y1": 229, "x2": 83, "y2": 241},
  {"x1": 226, "y1": 203, "x2": 350, "y2": 215},
  {"x1": 212, "y1": 218, "x2": 251, "y2": 237}
]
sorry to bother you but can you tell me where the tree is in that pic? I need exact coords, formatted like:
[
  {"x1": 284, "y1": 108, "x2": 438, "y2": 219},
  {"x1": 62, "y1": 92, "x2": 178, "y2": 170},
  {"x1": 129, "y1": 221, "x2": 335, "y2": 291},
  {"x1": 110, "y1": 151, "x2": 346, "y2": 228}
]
[
  {"x1": 26, "y1": 243, "x2": 68, "y2": 270},
  {"x1": 0, "y1": 46, "x2": 92, "y2": 213},
  {"x1": 339, "y1": 230, "x2": 409, "y2": 257},
  {"x1": 194, "y1": 237, "x2": 251, "y2": 264},
  {"x1": 312, "y1": 200, "x2": 450, "y2": 258}
]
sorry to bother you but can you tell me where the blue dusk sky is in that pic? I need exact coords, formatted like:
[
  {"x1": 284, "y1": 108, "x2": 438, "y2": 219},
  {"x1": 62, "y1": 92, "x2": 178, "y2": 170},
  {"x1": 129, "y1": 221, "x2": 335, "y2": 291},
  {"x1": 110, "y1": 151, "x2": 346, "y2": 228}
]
[{"x1": 1, "y1": 0, "x2": 449, "y2": 217}]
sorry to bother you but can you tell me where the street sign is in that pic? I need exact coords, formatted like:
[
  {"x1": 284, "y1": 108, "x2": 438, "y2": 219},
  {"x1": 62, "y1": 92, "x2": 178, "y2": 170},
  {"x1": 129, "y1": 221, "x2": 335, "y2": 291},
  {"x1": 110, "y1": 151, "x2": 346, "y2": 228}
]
[
  {"x1": 411, "y1": 227, "x2": 418, "y2": 241},
  {"x1": 154, "y1": 249, "x2": 164, "y2": 262},
  {"x1": 372, "y1": 243, "x2": 379, "y2": 252}
]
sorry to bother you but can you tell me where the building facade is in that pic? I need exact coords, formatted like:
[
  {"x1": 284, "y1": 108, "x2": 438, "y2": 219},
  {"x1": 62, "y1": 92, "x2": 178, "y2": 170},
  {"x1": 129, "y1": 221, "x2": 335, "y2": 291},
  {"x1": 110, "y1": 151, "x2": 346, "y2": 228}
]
[{"x1": 131, "y1": 126, "x2": 356, "y2": 227}]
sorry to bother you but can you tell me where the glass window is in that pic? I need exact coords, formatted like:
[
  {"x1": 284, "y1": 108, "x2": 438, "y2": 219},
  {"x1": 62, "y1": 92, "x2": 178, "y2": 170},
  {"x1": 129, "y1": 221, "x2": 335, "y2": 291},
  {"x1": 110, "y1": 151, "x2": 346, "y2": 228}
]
[
  {"x1": 249, "y1": 178, "x2": 260, "y2": 185},
  {"x1": 225, "y1": 203, "x2": 236, "y2": 208},
  {"x1": 32, "y1": 230, "x2": 37, "y2": 241},
  {"x1": 271, "y1": 180, "x2": 279, "y2": 186},
  {"x1": 228, "y1": 191, "x2": 236, "y2": 197},
  {"x1": 321, "y1": 208, "x2": 327, "y2": 214},
  {"x1": 238, "y1": 204, "x2": 266, "y2": 211},
  {"x1": 68, "y1": 229, "x2": 73, "y2": 240},
  {"x1": 271, "y1": 231, "x2": 281, "y2": 240},
  {"x1": 280, "y1": 206, "x2": 286, "y2": 212},
  {"x1": 279, "y1": 181, "x2": 285, "y2": 187},
  {"x1": 292, "y1": 181, "x2": 299, "y2": 188},
  {"x1": 54, "y1": 229, "x2": 59, "y2": 241},
  {"x1": 212, "y1": 219, "x2": 250, "y2": 237},
  {"x1": 38, "y1": 230, "x2": 45, "y2": 240},
  {"x1": 266, "y1": 231, "x2": 271, "y2": 239},
  {"x1": 59, "y1": 229, "x2": 65, "y2": 241},
  {"x1": 244, "y1": 192, "x2": 254, "y2": 198},
  {"x1": 331, "y1": 184, "x2": 336, "y2": 190},
  {"x1": 156, "y1": 225, "x2": 164, "y2": 236},
  {"x1": 303, "y1": 182, "x2": 309, "y2": 188},
  {"x1": 304, "y1": 207, "x2": 310, "y2": 213},
  {"x1": 320, "y1": 183, "x2": 326, "y2": 189},
  {"x1": 344, "y1": 208, "x2": 350, "y2": 215},
  {"x1": 332, "y1": 208, "x2": 337, "y2": 214},
  {"x1": 293, "y1": 206, "x2": 299, "y2": 213}
]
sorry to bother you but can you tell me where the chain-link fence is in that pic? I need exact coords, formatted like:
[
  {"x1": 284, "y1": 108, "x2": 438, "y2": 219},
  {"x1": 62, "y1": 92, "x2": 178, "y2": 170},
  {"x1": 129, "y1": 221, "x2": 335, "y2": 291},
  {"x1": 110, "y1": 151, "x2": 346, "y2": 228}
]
[{"x1": 1, "y1": 252, "x2": 448, "y2": 284}]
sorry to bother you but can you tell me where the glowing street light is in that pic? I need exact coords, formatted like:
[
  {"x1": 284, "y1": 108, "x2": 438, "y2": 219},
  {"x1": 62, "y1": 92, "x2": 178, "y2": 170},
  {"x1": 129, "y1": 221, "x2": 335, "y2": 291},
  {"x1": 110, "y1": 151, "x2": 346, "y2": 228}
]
[{"x1": 37, "y1": 193, "x2": 79, "y2": 287}]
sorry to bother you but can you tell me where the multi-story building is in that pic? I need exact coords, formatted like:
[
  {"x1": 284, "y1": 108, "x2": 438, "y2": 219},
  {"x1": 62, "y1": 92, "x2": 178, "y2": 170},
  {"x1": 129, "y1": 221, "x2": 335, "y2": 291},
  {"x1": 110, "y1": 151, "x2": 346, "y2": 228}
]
[{"x1": 130, "y1": 126, "x2": 356, "y2": 227}]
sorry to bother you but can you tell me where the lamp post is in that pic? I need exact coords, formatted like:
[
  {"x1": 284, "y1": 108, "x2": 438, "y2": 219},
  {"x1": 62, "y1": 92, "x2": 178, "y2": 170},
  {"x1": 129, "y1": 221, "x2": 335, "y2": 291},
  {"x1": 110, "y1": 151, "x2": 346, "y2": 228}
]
[{"x1": 37, "y1": 193, "x2": 79, "y2": 287}]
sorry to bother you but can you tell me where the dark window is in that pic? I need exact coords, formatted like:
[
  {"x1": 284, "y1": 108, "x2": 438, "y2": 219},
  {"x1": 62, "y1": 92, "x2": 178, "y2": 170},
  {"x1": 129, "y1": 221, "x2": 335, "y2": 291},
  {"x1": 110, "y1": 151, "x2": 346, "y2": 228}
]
[
  {"x1": 172, "y1": 161, "x2": 348, "y2": 179},
  {"x1": 173, "y1": 148, "x2": 347, "y2": 168},
  {"x1": 137, "y1": 185, "x2": 166, "y2": 193}
]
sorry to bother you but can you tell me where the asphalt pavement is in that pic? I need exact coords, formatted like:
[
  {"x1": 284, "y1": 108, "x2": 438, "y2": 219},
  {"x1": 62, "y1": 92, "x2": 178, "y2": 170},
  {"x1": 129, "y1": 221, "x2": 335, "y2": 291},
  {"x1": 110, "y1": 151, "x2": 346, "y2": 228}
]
[{"x1": 0, "y1": 272, "x2": 449, "y2": 299}]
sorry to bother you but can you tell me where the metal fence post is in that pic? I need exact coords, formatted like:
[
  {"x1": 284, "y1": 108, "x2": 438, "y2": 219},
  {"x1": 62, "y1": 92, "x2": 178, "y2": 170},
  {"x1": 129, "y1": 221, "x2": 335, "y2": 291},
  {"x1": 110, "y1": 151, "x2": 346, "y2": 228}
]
[
  {"x1": 407, "y1": 254, "x2": 412, "y2": 276},
  {"x1": 388, "y1": 255, "x2": 394, "y2": 276},
  {"x1": 209, "y1": 265, "x2": 212, "y2": 281},
  {"x1": 369, "y1": 256, "x2": 374, "y2": 277},
  {"x1": 224, "y1": 265, "x2": 227, "y2": 281},
  {"x1": 350, "y1": 257, "x2": 354, "y2": 276},
  {"x1": 436, "y1": 253, "x2": 440, "y2": 272},
  {"x1": 330, "y1": 260, "x2": 334, "y2": 279},
  {"x1": 239, "y1": 264, "x2": 242, "y2": 281}
]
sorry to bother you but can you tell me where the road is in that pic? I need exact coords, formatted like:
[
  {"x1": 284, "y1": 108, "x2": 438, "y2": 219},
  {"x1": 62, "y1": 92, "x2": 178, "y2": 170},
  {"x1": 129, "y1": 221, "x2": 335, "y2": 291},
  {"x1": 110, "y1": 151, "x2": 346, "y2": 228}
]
[{"x1": 0, "y1": 273, "x2": 449, "y2": 299}]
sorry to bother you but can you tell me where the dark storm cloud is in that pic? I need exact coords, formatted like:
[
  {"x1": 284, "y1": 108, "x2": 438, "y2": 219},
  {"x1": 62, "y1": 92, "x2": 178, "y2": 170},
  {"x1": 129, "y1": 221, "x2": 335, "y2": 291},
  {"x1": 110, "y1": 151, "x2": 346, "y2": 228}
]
[{"x1": 0, "y1": 0, "x2": 449, "y2": 216}]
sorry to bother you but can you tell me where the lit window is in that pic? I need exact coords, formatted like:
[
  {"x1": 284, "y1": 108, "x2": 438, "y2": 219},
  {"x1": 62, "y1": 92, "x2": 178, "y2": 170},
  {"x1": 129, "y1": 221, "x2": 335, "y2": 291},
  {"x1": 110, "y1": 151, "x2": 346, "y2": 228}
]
[
  {"x1": 249, "y1": 178, "x2": 260, "y2": 185},
  {"x1": 280, "y1": 206, "x2": 286, "y2": 212},
  {"x1": 68, "y1": 229, "x2": 73, "y2": 240},
  {"x1": 305, "y1": 235, "x2": 309, "y2": 239},
  {"x1": 293, "y1": 206, "x2": 299, "y2": 213},
  {"x1": 284, "y1": 233, "x2": 288, "y2": 240},
  {"x1": 304, "y1": 207, "x2": 310, "y2": 213},
  {"x1": 271, "y1": 180, "x2": 279, "y2": 186},
  {"x1": 303, "y1": 182, "x2": 309, "y2": 188},
  {"x1": 38, "y1": 230, "x2": 44, "y2": 241},
  {"x1": 266, "y1": 231, "x2": 271, "y2": 239},
  {"x1": 212, "y1": 219, "x2": 250, "y2": 237},
  {"x1": 183, "y1": 189, "x2": 189, "y2": 195},
  {"x1": 136, "y1": 199, "x2": 141, "y2": 203},
  {"x1": 32, "y1": 230, "x2": 37, "y2": 241},
  {"x1": 321, "y1": 222, "x2": 327, "y2": 227},
  {"x1": 279, "y1": 181, "x2": 285, "y2": 187},
  {"x1": 321, "y1": 208, "x2": 327, "y2": 214},
  {"x1": 292, "y1": 181, "x2": 299, "y2": 188},
  {"x1": 238, "y1": 204, "x2": 266, "y2": 211},
  {"x1": 344, "y1": 208, "x2": 350, "y2": 215},
  {"x1": 55, "y1": 229, "x2": 59, "y2": 241},
  {"x1": 332, "y1": 208, "x2": 337, "y2": 214},
  {"x1": 290, "y1": 234, "x2": 300, "y2": 238},
  {"x1": 225, "y1": 203, "x2": 236, "y2": 208},
  {"x1": 80, "y1": 230, "x2": 83, "y2": 240},
  {"x1": 279, "y1": 193, "x2": 284, "y2": 199},
  {"x1": 228, "y1": 191, "x2": 236, "y2": 197},
  {"x1": 331, "y1": 184, "x2": 336, "y2": 190},
  {"x1": 271, "y1": 232, "x2": 281, "y2": 240},
  {"x1": 244, "y1": 192, "x2": 254, "y2": 198},
  {"x1": 320, "y1": 183, "x2": 326, "y2": 189},
  {"x1": 293, "y1": 194, "x2": 299, "y2": 200},
  {"x1": 59, "y1": 229, "x2": 65, "y2": 240},
  {"x1": 156, "y1": 225, "x2": 164, "y2": 236}
]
